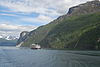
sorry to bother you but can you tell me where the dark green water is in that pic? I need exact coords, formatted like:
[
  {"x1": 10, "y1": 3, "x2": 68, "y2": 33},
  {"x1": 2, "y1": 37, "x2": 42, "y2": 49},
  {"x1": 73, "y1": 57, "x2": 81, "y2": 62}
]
[{"x1": 0, "y1": 47, "x2": 100, "y2": 67}]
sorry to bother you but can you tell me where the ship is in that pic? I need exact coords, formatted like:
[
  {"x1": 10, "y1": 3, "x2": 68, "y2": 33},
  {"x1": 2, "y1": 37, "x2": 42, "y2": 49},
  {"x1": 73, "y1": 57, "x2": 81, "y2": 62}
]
[{"x1": 30, "y1": 44, "x2": 41, "y2": 49}]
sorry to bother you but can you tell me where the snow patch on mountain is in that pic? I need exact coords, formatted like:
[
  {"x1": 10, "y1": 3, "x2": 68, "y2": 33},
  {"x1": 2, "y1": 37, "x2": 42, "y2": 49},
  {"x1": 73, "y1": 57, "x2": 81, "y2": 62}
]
[{"x1": 0, "y1": 34, "x2": 18, "y2": 40}]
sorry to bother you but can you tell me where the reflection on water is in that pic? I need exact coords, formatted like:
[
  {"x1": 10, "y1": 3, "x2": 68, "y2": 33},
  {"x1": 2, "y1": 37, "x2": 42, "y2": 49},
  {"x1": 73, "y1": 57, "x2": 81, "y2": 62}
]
[{"x1": 0, "y1": 46, "x2": 100, "y2": 67}]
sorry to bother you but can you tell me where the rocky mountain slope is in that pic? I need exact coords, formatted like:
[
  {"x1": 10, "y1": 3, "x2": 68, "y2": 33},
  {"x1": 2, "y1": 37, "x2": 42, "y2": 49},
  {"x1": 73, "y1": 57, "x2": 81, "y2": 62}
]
[
  {"x1": 16, "y1": 31, "x2": 29, "y2": 46},
  {"x1": 17, "y1": 0, "x2": 100, "y2": 50}
]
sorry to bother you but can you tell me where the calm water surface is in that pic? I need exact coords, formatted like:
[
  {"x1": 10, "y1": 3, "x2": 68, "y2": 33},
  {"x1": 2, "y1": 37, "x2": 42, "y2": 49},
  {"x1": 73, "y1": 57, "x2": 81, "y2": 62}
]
[{"x1": 0, "y1": 46, "x2": 100, "y2": 67}]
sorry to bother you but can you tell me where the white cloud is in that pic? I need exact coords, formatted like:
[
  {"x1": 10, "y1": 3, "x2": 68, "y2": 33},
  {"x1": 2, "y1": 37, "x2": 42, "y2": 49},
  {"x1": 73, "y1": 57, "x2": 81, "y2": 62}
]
[
  {"x1": 0, "y1": 0, "x2": 95, "y2": 16},
  {"x1": 0, "y1": 13, "x2": 17, "y2": 16},
  {"x1": 0, "y1": 0, "x2": 60, "y2": 16},
  {"x1": 21, "y1": 15, "x2": 54, "y2": 24},
  {"x1": 0, "y1": 0, "x2": 95, "y2": 26},
  {"x1": 0, "y1": 0, "x2": 97, "y2": 37},
  {"x1": 0, "y1": 23, "x2": 37, "y2": 37}
]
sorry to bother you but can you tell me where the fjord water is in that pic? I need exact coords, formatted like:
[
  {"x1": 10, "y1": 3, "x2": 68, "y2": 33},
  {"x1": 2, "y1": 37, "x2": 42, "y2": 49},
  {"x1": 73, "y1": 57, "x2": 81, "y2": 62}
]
[{"x1": 0, "y1": 46, "x2": 100, "y2": 67}]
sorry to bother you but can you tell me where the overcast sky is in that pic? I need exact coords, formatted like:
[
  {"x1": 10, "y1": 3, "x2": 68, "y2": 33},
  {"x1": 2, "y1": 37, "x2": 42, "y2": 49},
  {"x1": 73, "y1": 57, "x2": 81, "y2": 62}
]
[{"x1": 0, "y1": 0, "x2": 94, "y2": 37}]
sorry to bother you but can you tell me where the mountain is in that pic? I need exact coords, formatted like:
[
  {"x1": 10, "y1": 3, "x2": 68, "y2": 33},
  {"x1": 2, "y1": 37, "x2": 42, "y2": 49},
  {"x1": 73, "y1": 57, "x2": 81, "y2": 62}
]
[
  {"x1": 17, "y1": 0, "x2": 100, "y2": 50},
  {"x1": 0, "y1": 39, "x2": 17, "y2": 46},
  {"x1": 67, "y1": 0, "x2": 100, "y2": 16},
  {"x1": 16, "y1": 31, "x2": 29, "y2": 47},
  {"x1": 0, "y1": 35, "x2": 18, "y2": 46},
  {"x1": 0, "y1": 35, "x2": 18, "y2": 40}
]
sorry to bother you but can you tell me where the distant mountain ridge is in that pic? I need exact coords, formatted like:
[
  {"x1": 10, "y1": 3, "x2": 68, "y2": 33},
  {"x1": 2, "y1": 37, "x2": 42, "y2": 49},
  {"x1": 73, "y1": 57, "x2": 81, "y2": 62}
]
[
  {"x1": 0, "y1": 35, "x2": 18, "y2": 40},
  {"x1": 0, "y1": 35, "x2": 18, "y2": 46},
  {"x1": 17, "y1": 0, "x2": 100, "y2": 50}
]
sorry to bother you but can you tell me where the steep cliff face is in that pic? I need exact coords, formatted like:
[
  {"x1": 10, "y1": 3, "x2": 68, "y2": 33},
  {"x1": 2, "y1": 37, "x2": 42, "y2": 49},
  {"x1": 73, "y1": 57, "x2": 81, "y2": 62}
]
[
  {"x1": 17, "y1": 0, "x2": 100, "y2": 50},
  {"x1": 67, "y1": 0, "x2": 100, "y2": 15},
  {"x1": 16, "y1": 31, "x2": 29, "y2": 47}
]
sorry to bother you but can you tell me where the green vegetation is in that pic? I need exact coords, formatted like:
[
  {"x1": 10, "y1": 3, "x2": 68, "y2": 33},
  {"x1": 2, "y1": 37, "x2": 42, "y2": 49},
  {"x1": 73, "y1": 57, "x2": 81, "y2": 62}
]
[
  {"x1": 21, "y1": 12, "x2": 100, "y2": 50},
  {"x1": 21, "y1": 16, "x2": 63, "y2": 47},
  {"x1": 18, "y1": 1, "x2": 100, "y2": 50},
  {"x1": 39, "y1": 12, "x2": 100, "y2": 50}
]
